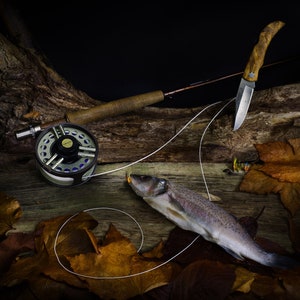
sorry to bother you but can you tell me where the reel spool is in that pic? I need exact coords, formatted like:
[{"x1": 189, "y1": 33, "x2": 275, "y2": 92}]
[{"x1": 35, "y1": 123, "x2": 99, "y2": 187}]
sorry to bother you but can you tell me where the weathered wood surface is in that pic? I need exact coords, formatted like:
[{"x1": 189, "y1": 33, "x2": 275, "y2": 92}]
[{"x1": 0, "y1": 161, "x2": 298, "y2": 254}]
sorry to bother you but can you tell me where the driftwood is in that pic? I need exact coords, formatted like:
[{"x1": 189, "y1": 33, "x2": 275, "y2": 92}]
[
  {"x1": 0, "y1": 14, "x2": 300, "y2": 255},
  {"x1": 1, "y1": 25, "x2": 299, "y2": 165}
]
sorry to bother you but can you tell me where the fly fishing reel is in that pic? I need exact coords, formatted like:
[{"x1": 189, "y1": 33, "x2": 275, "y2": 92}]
[{"x1": 35, "y1": 123, "x2": 99, "y2": 187}]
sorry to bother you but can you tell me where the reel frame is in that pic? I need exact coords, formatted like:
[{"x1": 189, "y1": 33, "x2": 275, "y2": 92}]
[{"x1": 35, "y1": 123, "x2": 99, "y2": 187}]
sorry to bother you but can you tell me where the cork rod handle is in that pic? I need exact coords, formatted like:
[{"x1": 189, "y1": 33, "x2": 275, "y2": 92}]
[{"x1": 66, "y1": 90, "x2": 165, "y2": 125}]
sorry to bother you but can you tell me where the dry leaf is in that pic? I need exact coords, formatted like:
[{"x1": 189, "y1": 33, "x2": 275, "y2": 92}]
[
  {"x1": 232, "y1": 266, "x2": 255, "y2": 293},
  {"x1": 169, "y1": 260, "x2": 235, "y2": 300},
  {"x1": 1, "y1": 213, "x2": 181, "y2": 300},
  {"x1": 0, "y1": 212, "x2": 98, "y2": 289},
  {"x1": 250, "y1": 273, "x2": 286, "y2": 298},
  {"x1": 239, "y1": 138, "x2": 300, "y2": 216},
  {"x1": 0, "y1": 232, "x2": 36, "y2": 273},
  {"x1": 278, "y1": 268, "x2": 300, "y2": 299},
  {"x1": 23, "y1": 110, "x2": 40, "y2": 119},
  {"x1": 142, "y1": 240, "x2": 164, "y2": 259},
  {"x1": 67, "y1": 224, "x2": 181, "y2": 300},
  {"x1": 0, "y1": 192, "x2": 22, "y2": 236}
]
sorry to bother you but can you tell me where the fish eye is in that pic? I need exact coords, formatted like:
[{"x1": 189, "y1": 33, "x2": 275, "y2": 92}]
[
  {"x1": 156, "y1": 179, "x2": 167, "y2": 193},
  {"x1": 158, "y1": 179, "x2": 166, "y2": 187}
]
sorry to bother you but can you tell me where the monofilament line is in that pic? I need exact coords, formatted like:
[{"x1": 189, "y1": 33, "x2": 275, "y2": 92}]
[
  {"x1": 198, "y1": 97, "x2": 235, "y2": 201},
  {"x1": 54, "y1": 207, "x2": 200, "y2": 279},
  {"x1": 83, "y1": 100, "x2": 222, "y2": 179}
]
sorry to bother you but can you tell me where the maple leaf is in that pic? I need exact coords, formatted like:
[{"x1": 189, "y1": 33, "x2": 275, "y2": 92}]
[
  {"x1": 0, "y1": 232, "x2": 36, "y2": 273},
  {"x1": 0, "y1": 212, "x2": 98, "y2": 291},
  {"x1": 0, "y1": 212, "x2": 181, "y2": 300},
  {"x1": 169, "y1": 260, "x2": 235, "y2": 299},
  {"x1": 66, "y1": 223, "x2": 181, "y2": 300},
  {"x1": 0, "y1": 191, "x2": 22, "y2": 236},
  {"x1": 232, "y1": 266, "x2": 256, "y2": 293},
  {"x1": 239, "y1": 138, "x2": 300, "y2": 216}
]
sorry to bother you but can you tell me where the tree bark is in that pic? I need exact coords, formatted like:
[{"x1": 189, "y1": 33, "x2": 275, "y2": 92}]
[{"x1": 0, "y1": 13, "x2": 299, "y2": 166}]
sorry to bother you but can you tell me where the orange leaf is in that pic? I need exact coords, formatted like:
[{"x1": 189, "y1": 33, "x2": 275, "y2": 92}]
[
  {"x1": 67, "y1": 224, "x2": 181, "y2": 299},
  {"x1": 0, "y1": 212, "x2": 98, "y2": 289},
  {"x1": 239, "y1": 138, "x2": 300, "y2": 216},
  {"x1": 260, "y1": 162, "x2": 300, "y2": 183},
  {"x1": 142, "y1": 240, "x2": 164, "y2": 259},
  {"x1": 232, "y1": 266, "x2": 255, "y2": 293},
  {"x1": 255, "y1": 139, "x2": 300, "y2": 163},
  {"x1": 0, "y1": 192, "x2": 22, "y2": 236}
]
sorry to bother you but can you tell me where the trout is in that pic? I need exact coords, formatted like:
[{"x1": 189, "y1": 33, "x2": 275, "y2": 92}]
[{"x1": 127, "y1": 174, "x2": 300, "y2": 269}]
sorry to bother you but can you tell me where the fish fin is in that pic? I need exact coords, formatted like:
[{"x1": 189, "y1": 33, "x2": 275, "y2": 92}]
[
  {"x1": 222, "y1": 246, "x2": 245, "y2": 261},
  {"x1": 166, "y1": 207, "x2": 184, "y2": 218},
  {"x1": 199, "y1": 192, "x2": 221, "y2": 202},
  {"x1": 266, "y1": 253, "x2": 300, "y2": 270},
  {"x1": 168, "y1": 194, "x2": 185, "y2": 212}
]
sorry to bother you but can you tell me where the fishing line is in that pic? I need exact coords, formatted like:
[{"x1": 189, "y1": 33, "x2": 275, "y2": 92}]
[
  {"x1": 54, "y1": 207, "x2": 200, "y2": 280},
  {"x1": 198, "y1": 97, "x2": 235, "y2": 201},
  {"x1": 84, "y1": 100, "x2": 222, "y2": 179},
  {"x1": 54, "y1": 98, "x2": 234, "y2": 279}
]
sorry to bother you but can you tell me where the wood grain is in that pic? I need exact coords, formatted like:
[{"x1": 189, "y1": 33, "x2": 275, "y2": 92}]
[{"x1": 1, "y1": 161, "x2": 298, "y2": 253}]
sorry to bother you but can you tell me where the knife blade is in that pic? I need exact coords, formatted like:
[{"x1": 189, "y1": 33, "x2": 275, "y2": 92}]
[{"x1": 233, "y1": 20, "x2": 285, "y2": 131}]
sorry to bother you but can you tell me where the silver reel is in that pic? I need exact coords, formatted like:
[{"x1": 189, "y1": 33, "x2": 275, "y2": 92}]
[{"x1": 35, "y1": 123, "x2": 99, "y2": 187}]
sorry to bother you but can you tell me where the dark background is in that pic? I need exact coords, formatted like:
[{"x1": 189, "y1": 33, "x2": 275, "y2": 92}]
[{"x1": 6, "y1": 2, "x2": 300, "y2": 107}]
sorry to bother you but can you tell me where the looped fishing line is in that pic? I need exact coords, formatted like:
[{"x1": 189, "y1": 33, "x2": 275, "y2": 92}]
[
  {"x1": 54, "y1": 98, "x2": 235, "y2": 279},
  {"x1": 54, "y1": 207, "x2": 201, "y2": 280}
]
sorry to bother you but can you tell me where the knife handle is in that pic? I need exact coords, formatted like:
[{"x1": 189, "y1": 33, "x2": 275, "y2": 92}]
[{"x1": 243, "y1": 20, "x2": 285, "y2": 82}]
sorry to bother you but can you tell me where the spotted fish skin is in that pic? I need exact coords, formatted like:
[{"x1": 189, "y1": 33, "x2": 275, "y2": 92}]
[{"x1": 127, "y1": 174, "x2": 300, "y2": 270}]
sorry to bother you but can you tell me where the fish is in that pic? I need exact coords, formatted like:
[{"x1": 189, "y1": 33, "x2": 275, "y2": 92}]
[{"x1": 127, "y1": 174, "x2": 300, "y2": 270}]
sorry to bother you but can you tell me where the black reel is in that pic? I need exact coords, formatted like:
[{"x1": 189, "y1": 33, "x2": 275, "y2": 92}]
[{"x1": 35, "y1": 123, "x2": 99, "y2": 187}]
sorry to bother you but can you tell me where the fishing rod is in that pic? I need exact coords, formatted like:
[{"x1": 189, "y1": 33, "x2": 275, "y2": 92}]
[{"x1": 14, "y1": 57, "x2": 294, "y2": 141}]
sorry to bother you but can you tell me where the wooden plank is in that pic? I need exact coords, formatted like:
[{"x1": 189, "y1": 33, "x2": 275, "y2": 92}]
[{"x1": 0, "y1": 161, "x2": 297, "y2": 253}]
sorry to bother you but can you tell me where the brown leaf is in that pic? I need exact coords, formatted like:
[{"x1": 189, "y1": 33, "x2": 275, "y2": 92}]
[
  {"x1": 250, "y1": 273, "x2": 286, "y2": 298},
  {"x1": 239, "y1": 138, "x2": 300, "y2": 216},
  {"x1": 142, "y1": 240, "x2": 164, "y2": 259},
  {"x1": 0, "y1": 232, "x2": 36, "y2": 273},
  {"x1": 255, "y1": 139, "x2": 300, "y2": 163},
  {"x1": 0, "y1": 212, "x2": 98, "y2": 290},
  {"x1": 1, "y1": 214, "x2": 179, "y2": 299},
  {"x1": 1, "y1": 273, "x2": 97, "y2": 300},
  {"x1": 23, "y1": 110, "x2": 40, "y2": 119},
  {"x1": 67, "y1": 224, "x2": 181, "y2": 300},
  {"x1": 169, "y1": 260, "x2": 235, "y2": 300},
  {"x1": 277, "y1": 268, "x2": 300, "y2": 299},
  {"x1": 34, "y1": 211, "x2": 98, "y2": 255},
  {"x1": 0, "y1": 192, "x2": 22, "y2": 236},
  {"x1": 232, "y1": 266, "x2": 255, "y2": 293}
]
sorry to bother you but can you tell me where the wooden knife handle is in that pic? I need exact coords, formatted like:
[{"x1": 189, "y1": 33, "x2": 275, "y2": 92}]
[{"x1": 243, "y1": 20, "x2": 285, "y2": 82}]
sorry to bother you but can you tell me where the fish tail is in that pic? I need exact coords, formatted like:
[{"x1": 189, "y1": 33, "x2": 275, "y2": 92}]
[{"x1": 265, "y1": 252, "x2": 300, "y2": 270}]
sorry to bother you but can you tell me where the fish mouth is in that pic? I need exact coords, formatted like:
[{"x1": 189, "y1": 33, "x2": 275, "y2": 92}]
[
  {"x1": 126, "y1": 174, "x2": 168, "y2": 197},
  {"x1": 126, "y1": 172, "x2": 132, "y2": 184},
  {"x1": 126, "y1": 173, "x2": 146, "y2": 197}
]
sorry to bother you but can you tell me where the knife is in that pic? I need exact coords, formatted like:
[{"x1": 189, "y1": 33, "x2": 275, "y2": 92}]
[{"x1": 233, "y1": 20, "x2": 285, "y2": 131}]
